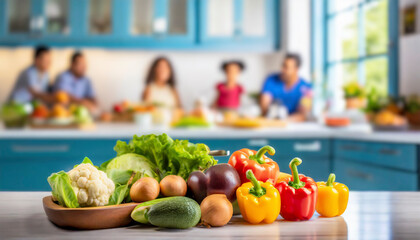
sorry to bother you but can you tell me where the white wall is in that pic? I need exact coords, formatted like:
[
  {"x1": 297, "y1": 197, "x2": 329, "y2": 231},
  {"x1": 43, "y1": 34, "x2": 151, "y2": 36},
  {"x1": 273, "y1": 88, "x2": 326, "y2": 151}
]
[
  {"x1": 282, "y1": 0, "x2": 311, "y2": 81},
  {"x1": 399, "y1": 0, "x2": 420, "y2": 95}
]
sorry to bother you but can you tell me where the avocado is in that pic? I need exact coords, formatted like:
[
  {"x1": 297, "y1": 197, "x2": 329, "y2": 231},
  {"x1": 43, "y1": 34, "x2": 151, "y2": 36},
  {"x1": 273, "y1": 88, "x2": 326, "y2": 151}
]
[{"x1": 147, "y1": 197, "x2": 201, "y2": 229}]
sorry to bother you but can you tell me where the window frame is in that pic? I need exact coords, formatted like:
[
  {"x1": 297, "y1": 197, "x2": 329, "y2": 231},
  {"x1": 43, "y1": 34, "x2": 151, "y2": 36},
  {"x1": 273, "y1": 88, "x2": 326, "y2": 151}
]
[{"x1": 311, "y1": 0, "x2": 399, "y2": 100}]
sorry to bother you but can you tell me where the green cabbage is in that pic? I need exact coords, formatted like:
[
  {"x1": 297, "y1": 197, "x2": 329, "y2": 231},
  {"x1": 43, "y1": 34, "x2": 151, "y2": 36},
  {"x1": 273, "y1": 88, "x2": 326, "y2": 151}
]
[
  {"x1": 100, "y1": 153, "x2": 159, "y2": 205},
  {"x1": 100, "y1": 153, "x2": 159, "y2": 183}
]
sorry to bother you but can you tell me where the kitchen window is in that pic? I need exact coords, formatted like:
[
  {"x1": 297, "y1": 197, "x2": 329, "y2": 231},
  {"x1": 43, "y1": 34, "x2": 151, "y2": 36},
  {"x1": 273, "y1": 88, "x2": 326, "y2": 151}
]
[{"x1": 312, "y1": 0, "x2": 399, "y2": 106}]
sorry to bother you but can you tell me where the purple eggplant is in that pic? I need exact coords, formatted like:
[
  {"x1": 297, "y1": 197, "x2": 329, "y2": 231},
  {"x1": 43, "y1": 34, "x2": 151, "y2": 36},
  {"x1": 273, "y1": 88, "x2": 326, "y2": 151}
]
[{"x1": 187, "y1": 164, "x2": 241, "y2": 203}]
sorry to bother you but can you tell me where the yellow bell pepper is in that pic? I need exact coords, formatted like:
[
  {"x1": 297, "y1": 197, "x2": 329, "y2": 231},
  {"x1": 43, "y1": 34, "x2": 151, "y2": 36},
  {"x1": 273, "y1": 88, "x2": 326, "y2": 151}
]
[
  {"x1": 316, "y1": 173, "x2": 349, "y2": 217},
  {"x1": 236, "y1": 170, "x2": 280, "y2": 224}
]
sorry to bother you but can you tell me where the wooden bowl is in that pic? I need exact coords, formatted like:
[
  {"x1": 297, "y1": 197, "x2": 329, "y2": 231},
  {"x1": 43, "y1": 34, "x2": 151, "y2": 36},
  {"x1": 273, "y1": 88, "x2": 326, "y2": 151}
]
[{"x1": 43, "y1": 196, "x2": 139, "y2": 230}]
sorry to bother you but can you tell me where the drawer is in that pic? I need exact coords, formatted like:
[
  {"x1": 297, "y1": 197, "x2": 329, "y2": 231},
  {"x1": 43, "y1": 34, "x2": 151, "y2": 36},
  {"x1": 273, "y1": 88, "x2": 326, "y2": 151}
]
[
  {"x1": 0, "y1": 139, "x2": 118, "y2": 164},
  {"x1": 334, "y1": 140, "x2": 417, "y2": 172},
  {"x1": 254, "y1": 139, "x2": 330, "y2": 158},
  {"x1": 334, "y1": 159, "x2": 417, "y2": 191}
]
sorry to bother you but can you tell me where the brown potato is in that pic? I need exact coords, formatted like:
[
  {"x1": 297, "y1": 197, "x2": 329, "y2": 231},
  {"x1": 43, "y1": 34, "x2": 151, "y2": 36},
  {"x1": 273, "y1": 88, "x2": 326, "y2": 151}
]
[
  {"x1": 159, "y1": 175, "x2": 187, "y2": 197},
  {"x1": 130, "y1": 177, "x2": 160, "y2": 202}
]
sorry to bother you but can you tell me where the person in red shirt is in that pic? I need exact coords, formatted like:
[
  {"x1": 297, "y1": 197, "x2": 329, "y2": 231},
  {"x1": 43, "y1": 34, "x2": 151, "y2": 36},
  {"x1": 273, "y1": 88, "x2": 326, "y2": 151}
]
[{"x1": 213, "y1": 61, "x2": 245, "y2": 110}]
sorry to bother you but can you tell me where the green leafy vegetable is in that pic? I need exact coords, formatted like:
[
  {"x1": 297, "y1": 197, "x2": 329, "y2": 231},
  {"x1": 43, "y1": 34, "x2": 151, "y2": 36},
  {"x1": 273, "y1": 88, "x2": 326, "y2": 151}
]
[
  {"x1": 103, "y1": 153, "x2": 159, "y2": 181},
  {"x1": 102, "y1": 153, "x2": 154, "y2": 205},
  {"x1": 108, "y1": 184, "x2": 129, "y2": 206},
  {"x1": 73, "y1": 157, "x2": 95, "y2": 168},
  {"x1": 113, "y1": 134, "x2": 217, "y2": 180},
  {"x1": 47, "y1": 171, "x2": 79, "y2": 208},
  {"x1": 107, "y1": 170, "x2": 139, "y2": 205}
]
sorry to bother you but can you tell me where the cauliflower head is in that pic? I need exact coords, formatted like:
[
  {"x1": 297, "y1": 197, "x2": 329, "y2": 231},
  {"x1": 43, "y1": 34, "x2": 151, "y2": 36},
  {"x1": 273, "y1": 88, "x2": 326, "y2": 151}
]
[{"x1": 68, "y1": 163, "x2": 115, "y2": 207}]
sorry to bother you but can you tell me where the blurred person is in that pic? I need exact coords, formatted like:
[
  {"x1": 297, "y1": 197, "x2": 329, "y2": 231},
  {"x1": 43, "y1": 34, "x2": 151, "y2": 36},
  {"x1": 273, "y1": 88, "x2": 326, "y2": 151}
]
[
  {"x1": 212, "y1": 61, "x2": 245, "y2": 110},
  {"x1": 8, "y1": 45, "x2": 53, "y2": 104},
  {"x1": 260, "y1": 53, "x2": 312, "y2": 122},
  {"x1": 54, "y1": 51, "x2": 97, "y2": 111},
  {"x1": 141, "y1": 57, "x2": 182, "y2": 109}
]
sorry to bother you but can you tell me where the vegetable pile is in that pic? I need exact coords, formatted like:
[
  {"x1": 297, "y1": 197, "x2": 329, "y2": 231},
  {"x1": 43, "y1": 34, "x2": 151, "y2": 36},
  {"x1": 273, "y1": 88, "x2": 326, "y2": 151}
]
[{"x1": 46, "y1": 136, "x2": 350, "y2": 230}]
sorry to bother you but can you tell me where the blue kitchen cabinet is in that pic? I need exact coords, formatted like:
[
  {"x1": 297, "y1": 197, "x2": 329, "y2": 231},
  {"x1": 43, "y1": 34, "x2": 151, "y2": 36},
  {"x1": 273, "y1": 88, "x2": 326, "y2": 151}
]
[
  {"x1": 334, "y1": 140, "x2": 417, "y2": 172},
  {"x1": 0, "y1": 0, "x2": 196, "y2": 47},
  {"x1": 333, "y1": 140, "x2": 419, "y2": 191},
  {"x1": 0, "y1": 139, "x2": 118, "y2": 190},
  {"x1": 0, "y1": 0, "x2": 45, "y2": 44},
  {"x1": 335, "y1": 159, "x2": 417, "y2": 191},
  {"x1": 193, "y1": 138, "x2": 331, "y2": 180},
  {"x1": 76, "y1": 0, "x2": 197, "y2": 48},
  {"x1": 0, "y1": 0, "x2": 278, "y2": 50},
  {"x1": 0, "y1": 137, "x2": 330, "y2": 190},
  {"x1": 198, "y1": 0, "x2": 278, "y2": 51}
]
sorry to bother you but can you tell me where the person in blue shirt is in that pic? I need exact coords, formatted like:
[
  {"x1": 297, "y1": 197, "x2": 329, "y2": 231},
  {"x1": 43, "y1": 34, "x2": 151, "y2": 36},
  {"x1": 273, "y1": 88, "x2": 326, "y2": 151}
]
[
  {"x1": 54, "y1": 52, "x2": 97, "y2": 111},
  {"x1": 260, "y1": 53, "x2": 312, "y2": 121},
  {"x1": 8, "y1": 46, "x2": 53, "y2": 104}
]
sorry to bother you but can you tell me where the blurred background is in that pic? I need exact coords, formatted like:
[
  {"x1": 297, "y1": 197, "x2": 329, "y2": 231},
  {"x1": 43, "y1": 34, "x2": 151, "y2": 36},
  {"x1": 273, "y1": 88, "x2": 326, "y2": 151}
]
[{"x1": 0, "y1": 0, "x2": 419, "y2": 191}]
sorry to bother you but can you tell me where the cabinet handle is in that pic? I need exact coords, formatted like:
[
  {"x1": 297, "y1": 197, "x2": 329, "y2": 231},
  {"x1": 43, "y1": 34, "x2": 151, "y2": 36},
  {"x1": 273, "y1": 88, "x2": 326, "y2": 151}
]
[
  {"x1": 346, "y1": 169, "x2": 373, "y2": 180},
  {"x1": 379, "y1": 149, "x2": 400, "y2": 156},
  {"x1": 293, "y1": 141, "x2": 321, "y2": 152},
  {"x1": 11, "y1": 145, "x2": 70, "y2": 153},
  {"x1": 247, "y1": 139, "x2": 269, "y2": 147}
]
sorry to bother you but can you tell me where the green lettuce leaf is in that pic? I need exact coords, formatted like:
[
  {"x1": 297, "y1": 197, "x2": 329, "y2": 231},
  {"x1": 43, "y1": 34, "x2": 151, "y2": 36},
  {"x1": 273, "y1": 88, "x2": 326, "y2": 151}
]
[
  {"x1": 108, "y1": 184, "x2": 129, "y2": 206},
  {"x1": 113, "y1": 134, "x2": 217, "y2": 180},
  {"x1": 73, "y1": 157, "x2": 95, "y2": 168},
  {"x1": 166, "y1": 140, "x2": 217, "y2": 179},
  {"x1": 47, "y1": 171, "x2": 79, "y2": 208}
]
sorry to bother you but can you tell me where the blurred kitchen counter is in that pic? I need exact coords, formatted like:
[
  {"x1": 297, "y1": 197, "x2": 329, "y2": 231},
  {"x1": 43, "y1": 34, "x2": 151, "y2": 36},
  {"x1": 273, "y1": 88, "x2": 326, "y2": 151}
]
[{"x1": 0, "y1": 122, "x2": 419, "y2": 144}]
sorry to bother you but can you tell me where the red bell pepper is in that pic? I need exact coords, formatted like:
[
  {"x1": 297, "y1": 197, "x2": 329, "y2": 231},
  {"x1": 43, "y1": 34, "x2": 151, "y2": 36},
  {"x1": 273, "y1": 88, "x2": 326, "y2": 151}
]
[
  {"x1": 275, "y1": 157, "x2": 318, "y2": 221},
  {"x1": 228, "y1": 146, "x2": 279, "y2": 184}
]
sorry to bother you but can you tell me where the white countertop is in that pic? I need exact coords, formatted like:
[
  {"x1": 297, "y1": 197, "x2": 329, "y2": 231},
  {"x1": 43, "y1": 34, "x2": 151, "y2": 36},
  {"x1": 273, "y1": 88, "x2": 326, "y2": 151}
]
[
  {"x1": 0, "y1": 123, "x2": 419, "y2": 144},
  {"x1": 1, "y1": 191, "x2": 420, "y2": 239}
]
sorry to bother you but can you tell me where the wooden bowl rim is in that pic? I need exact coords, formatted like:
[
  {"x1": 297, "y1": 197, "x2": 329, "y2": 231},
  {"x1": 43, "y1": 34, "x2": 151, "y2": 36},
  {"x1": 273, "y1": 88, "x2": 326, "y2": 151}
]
[{"x1": 43, "y1": 196, "x2": 139, "y2": 211}]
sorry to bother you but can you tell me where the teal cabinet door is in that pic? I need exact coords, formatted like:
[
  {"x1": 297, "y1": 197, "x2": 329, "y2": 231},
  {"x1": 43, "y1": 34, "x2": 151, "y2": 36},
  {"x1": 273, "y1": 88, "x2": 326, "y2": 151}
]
[
  {"x1": 124, "y1": 0, "x2": 196, "y2": 48},
  {"x1": 334, "y1": 159, "x2": 417, "y2": 191},
  {"x1": 191, "y1": 138, "x2": 331, "y2": 178},
  {"x1": 0, "y1": 0, "x2": 197, "y2": 48},
  {"x1": 276, "y1": 157, "x2": 330, "y2": 182},
  {"x1": 0, "y1": 157, "x2": 74, "y2": 191},
  {"x1": 0, "y1": 0, "x2": 74, "y2": 46},
  {"x1": 199, "y1": 0, "x2": 278, "y2": 51},
  {"x1": 0, "y1": 139, "x2": 118, "y2": 190},
  {"x1": 0, "y1": 0, "x2": 43, "y2": 45},
  {"x1": 334, "y1": 140, "x2": 417, "y2": 172}
]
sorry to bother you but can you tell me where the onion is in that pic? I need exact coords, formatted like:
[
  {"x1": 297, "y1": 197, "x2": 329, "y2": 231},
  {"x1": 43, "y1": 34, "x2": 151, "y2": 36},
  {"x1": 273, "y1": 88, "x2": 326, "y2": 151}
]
[
  {"x1": 130, "y1": 177, "x2": 160, "y2": 202},
  {"x1": 200, "y1": 194, "x2": 233, "y2": 227},
  {"x1": 160, "y1": 175, "x2": 187, "y2": 197}
]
